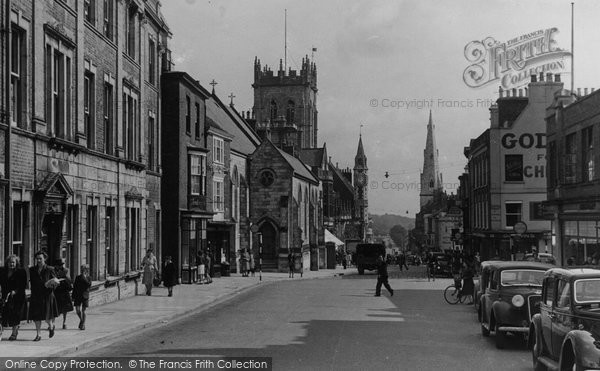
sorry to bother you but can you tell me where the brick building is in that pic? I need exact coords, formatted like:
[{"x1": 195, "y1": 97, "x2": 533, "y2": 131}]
[
  {"x1": 205, "y1": 96, "x2": 260, "y2": 274},
  {"x1": 545, "y1": 85, "x2": 600, "y2": 265},
  {"x1": 1, "y1": 0, "x2": 170, "y2": 304},
  {"x1": 160, "y1": 71, "x2": 211, "y2": 283},
  {"x1": 463, "y1": 74, "x2": 560, "y2": 261}
]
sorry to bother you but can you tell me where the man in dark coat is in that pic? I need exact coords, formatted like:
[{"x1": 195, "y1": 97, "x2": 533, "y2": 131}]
[
  {"x1": 162, "y1": 256, "x2": 178, "y2": 297},
  {"x1": 375, "y1": 255, "x2": 394, "y2": 297}
]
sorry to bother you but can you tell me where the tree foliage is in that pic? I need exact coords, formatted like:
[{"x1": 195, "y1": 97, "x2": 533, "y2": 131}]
[{"x1": 389, "y1": 224, "x2": 407, "y2": 247}]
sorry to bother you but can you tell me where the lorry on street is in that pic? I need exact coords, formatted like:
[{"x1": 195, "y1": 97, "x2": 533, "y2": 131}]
[{"x1": 356, "y1": 243, "x2": 386, "y2": 275}]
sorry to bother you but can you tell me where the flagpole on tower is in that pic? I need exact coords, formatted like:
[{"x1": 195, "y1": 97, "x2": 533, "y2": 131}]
[
  {"x1": 284, "y1": 9, "x2": 287, "y2": 72},
  {"x1": 571, "y1": 2, "x2": 574, "y2": 95}
]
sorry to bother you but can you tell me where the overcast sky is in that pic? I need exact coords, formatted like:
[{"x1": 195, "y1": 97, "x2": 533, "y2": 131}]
[{"x1": 161, "y1": 0, "x2": 600, "y2": 216}]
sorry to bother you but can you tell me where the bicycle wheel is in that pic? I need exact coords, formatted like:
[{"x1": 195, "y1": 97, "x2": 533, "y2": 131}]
[{"x1": 444, "y1": 285, "x2": 460, "y2": 304}]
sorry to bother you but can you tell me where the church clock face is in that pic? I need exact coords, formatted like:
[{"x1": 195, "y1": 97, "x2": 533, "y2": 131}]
[{"x1": 259, "y1": 170, "x2": 275, "y2": 187}]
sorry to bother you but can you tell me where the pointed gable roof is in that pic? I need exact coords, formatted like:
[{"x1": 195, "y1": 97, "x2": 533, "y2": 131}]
[
  {"x1": 205, "y1": 93, "x2": 260, "y2": 156},
  {"x1": 35, "y1": 172, "x2": 73, "y2": 200},
  {"x1": 253, "y1": 139, "x2": 319, "y2": 184}
]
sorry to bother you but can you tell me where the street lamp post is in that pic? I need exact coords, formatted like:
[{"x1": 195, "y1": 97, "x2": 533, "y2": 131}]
[{"x1": 258, "y1": 232, "x2": 263, "y2": 281}]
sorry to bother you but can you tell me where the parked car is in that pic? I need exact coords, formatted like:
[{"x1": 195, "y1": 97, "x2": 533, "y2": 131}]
[
  {"x1": 474, "y1": 260, "x2": 503, "y2": 313},
  {"x1": 478, "y1": 261, "x2": 553, "y2": 349},
  {"x1": 530, "y1": 268, "x2": 600, "y2": 370},
  {"x1": 522, "y1": 253, "x2": 557, "y2": 265}
]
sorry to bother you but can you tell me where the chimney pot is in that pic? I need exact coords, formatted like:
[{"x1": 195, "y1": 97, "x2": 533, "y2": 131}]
[
  {"x1": 539, "y1": 73, "x2": 544, "y2": 82},
  {"x1": 546, "y1": 73, "x2": 553, "y2": 82},
  {"x1": 531, "y1": 74, "x2": 537, "y2": 83},
  {"x1": 592, "y1": 88, "x2": 596, "y2": 93},
  {"x1": 498, "y1": 86, "x2": 503, "y2": 98},
  {"x1": 555, "y1": 74, "x2": 561, "y2": 82},
  {"x1": 585, "y1": 88, "x2": 589, "y2": 95},
  {"x1": 524, "y1": 87, "x2": 528, "y2": 96},
  {"x1": 518, "y1": 89, "x2": 523, "y2": 97},
  {"x1": 578, "y1": 88, "x2": 581, "y2": 96},
  {"x1": 512, "y1": 88, "x2": 517, "y2": 97}
]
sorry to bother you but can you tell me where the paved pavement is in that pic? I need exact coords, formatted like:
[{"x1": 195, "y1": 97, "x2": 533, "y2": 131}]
[{"x1": 0, "y1": 267, "x2": 349, "y2": 357}]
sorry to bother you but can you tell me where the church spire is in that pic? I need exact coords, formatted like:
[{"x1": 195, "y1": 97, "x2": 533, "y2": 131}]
[
  {"x1": 355, "y1": 133, "x2": 367, "y2": 169},
  {"x1": 420, "y1": 110, "x2": 442, "y2": 208}
]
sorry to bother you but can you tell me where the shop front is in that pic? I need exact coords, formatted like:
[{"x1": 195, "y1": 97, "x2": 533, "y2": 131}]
[
  {"x1": 180, "y1": 216, "x2": 209, "y2": 284},
  {"x1": 560, "y1": 219, "x2": 600, "y2": 266}
]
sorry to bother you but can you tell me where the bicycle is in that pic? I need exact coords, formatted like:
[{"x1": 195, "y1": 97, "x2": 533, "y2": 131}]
[{"x1": 444, "y1": 284, "x2": 467, "y2": 304}]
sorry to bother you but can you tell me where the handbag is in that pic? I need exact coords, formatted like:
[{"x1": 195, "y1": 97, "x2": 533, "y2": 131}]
[{"x1": 153, "y1": 269, "x2": 161, "y2": 287}]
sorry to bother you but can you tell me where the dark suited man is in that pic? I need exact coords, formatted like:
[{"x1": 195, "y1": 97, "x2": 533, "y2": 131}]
[{"x1": 375, "y1": 255, "x2": 394, "y2": 297}]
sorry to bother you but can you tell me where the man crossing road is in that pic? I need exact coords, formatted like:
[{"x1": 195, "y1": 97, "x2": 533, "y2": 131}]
[{"x1": 375, "y1": 255, "x2": 394, "y2": 297}]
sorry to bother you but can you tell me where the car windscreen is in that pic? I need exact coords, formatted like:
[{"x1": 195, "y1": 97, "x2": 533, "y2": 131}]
[
  {"x1": 574, "y1": 279, "x2": 600, "y2": 304},
  {"x1": 500, "y1": 269, "x2": 545, "y2": 286}
]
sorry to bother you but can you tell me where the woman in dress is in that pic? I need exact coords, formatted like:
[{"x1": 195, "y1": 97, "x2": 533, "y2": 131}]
[
  {"x1": 29, "y1": 251, "x2": 59, "y2": 341},
  {"x1": 0, "y1": 255, "x2": 27, "y2": 340},
  {"x1": 239, "y1": 249, "x2": 248, "y2": 277},
  {"x1": 53, "y1": 258, "x2": 74, "y2": 329},
  {"x1": 141, "y1": 249, "x2": 157, "y2": 296}
]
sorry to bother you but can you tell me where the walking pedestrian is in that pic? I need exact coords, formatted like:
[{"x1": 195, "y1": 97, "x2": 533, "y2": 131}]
[
  {"x1": 426, "y1": 252, "x2": 436, "y2": 282},
  {"x1": 197, "y1": 252, "x2": 206, "y2": 284},
  {"x1": 53, "y1": 258, "x2": 74, "y2": 329},
  {"x1": 0, "y1": 255, "x2": 27, "y2": 341},
  {"x1": 461, "y1": 257, "x2": 475, "y2": 305},
  {"x1": 205, "y1": 252, "x2": 213, "y2": 284},
  {"x1": 249, "y1": 250, "x2": 255, "y2": 277},
  {"x1": 375, "y1": 255, "x2": 393, "y2": 297},
  {"x1": 288, "y1": 251, "x2": 295, "y2": 278},
  {"x1": 162, "y1": 256, "x2": 178, "y2": 297},
  {"x1": 239, "y1": 249, "x2": 248, "y2": 277},
  {"x1": 29, "y1": 250, "x2": 59, "y2": 341},
  {"x1": 398, "y1": 253, "x2": 409, "y2": 271},
  {"x1": 72, "y1": 265, "x2": 91, "y2": 330},
  {"x1": 141, "y1": 248, "x2": 158, "y2": 296}
]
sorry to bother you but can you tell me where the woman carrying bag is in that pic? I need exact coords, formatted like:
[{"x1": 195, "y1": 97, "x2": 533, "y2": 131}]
[{"x1": 141, "y1": 249, "x2": 158, "y2": 296}]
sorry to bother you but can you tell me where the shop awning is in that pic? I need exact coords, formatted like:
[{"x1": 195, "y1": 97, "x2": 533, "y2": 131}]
[{"x1": 325, "y1": 229, "x2": 344, "y2": 247}]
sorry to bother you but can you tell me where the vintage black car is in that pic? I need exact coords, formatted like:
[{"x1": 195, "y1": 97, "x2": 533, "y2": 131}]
[
  {"x1": 530, "y1": 268, "x2": 600, "y2": 370},
  {"x1": 478, "y1": 261, "x2": 553, "y2": 349},
  {"x1": 474, "y1": 260, "x2": 503, "y2": 313}
]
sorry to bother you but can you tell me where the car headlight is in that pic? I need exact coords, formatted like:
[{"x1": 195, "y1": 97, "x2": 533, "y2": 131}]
[{"x1": 512, "y1": 294, "x2": 525, "y2": 307}]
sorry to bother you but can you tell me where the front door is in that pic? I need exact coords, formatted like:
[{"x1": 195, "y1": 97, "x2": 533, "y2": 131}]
[
  {"x1": 259, "y1": 222, "x2": 277, "y2": 259},
  {"x1": 42, "y1": 213, "x2": 64, "y2": 265}
]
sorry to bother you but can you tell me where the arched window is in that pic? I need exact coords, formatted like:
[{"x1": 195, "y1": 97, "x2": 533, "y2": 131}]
[
  {"x1": 286, "y1": 100, "x2": 295, "y2": 123},
  {"x1": 270, "y1": 100, "x2": 278, "y2": 121},
  {"x1": 429, "y1": 179, "x2": 434, "y2": 188}
]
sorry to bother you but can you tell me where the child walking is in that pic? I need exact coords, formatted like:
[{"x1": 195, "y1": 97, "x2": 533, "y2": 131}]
[{"x1": 72, "y1": 265, "x2": 91, "y2": 330}]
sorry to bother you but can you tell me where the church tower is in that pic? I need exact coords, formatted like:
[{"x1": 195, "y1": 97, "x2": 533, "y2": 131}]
[
  {"x1": 353, "y1": 134, "x2": 370, "y2": 241},
  {"x1": 420, "y1": 110, "x2": 443, "y2": 208},
  {"x1": 252, "y1": 56, "x2": 318, "y2": 154}
]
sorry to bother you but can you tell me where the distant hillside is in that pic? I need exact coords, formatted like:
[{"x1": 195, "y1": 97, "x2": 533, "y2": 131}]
[{"x1": 371, "y1": 213, "x2": 415, "y2": 236}]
